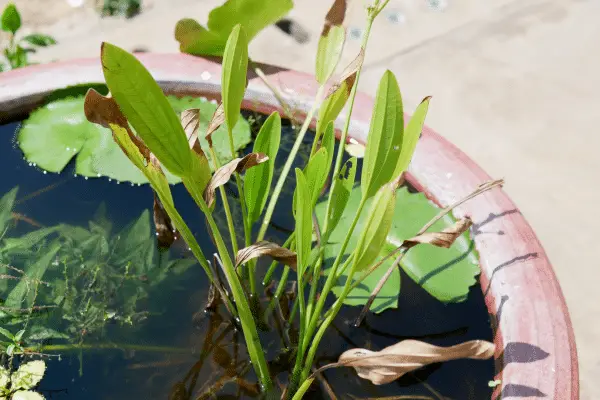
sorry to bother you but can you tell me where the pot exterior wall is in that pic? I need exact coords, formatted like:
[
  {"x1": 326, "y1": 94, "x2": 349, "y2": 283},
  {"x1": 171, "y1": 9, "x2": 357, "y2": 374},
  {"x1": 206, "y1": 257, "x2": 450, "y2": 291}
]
[{"x1": 0, "y1": 54, "x2": 578, "y2": 400}]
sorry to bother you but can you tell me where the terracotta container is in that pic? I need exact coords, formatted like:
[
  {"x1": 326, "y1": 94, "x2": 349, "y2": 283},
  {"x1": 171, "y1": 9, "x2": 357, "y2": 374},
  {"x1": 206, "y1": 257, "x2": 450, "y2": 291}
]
[{"x1": 0, "y1": 54, "x2": 579, "y2": 399}]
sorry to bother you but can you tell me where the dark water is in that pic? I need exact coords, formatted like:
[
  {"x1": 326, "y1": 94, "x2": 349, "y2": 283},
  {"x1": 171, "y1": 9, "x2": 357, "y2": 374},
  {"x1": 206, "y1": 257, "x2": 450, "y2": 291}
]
[{"x1": 0, "y1": 114, "x2": 494, "y2": 399}]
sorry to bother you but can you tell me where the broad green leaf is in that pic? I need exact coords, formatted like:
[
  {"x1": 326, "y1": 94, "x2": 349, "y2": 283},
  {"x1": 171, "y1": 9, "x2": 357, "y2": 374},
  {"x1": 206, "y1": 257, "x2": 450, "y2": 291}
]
[
  {"x1": 299, "y1": 147, "x2": 329, "y2": 207},
  {"x1": 294, "y1": 169, "x2": 312, "y2": 274},
  {"x1": 12, "y1": 391, "x2": 45, "y2": 400},
  {"x1": 0, "y1": 366, "x2": 9, "y2": 389},
  {"x1": 353, "y1": 184, "x2": 396, "y2": 271},
  {"x1": 11, "y1": 360, "x2": 45, "y2": 390},
  {"x1": 316, "y1": 80, "x2": 351, "y2": 139},
  {"x1": 326, "y1": 157, "x2": 356, "y2": 233},
  {"x1": 316, "y1": 186, "x2": 479, "y2": 312},
  {"x1": 391, "y1": 97, "x2": 431, "y2": 179},
  {"x1": 18, "y1": 96, "x2": 250, "y2": 184},
  {"x1": 0, "y1": 187, "x2": 17, "y2": 234},
  {"x1": 1, "y1": 3, "x2": 21, "y2": 34},
  {"x1": 222, "y1": 25, "x2": 248, "y2": 133},
  {"x1": 5, "y1": 243, "x2": 61, "y2": 309},
  {"x1": 175, "y1": 0, "x2": 293, "y2": 57},
  {"x1": 316, "y1": 25, "x2": 345, "y2": 84},
  {"x1": 21, "y1": 34, "x2": 56, "y2": 47},
  {"x1": 245, "y1": 112, "x2": 281, "y2": 222},
  {"x1": 361, "y1": 70, "x2": 404, "y2": 200},
  {"x1": 101, "y1": 42, "x2": 191, "y2": 176},
  {"x1": 14, "y1": 329, "x2": 25, "y2": 342}
]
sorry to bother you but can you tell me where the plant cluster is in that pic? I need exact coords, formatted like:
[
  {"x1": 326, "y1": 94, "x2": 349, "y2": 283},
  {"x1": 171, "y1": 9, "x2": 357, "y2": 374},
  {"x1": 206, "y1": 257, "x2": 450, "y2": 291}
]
[
  {"x1": 0, "y1": 3, "x2": 56, "y2": 72},
  {"x1": 80, "y1": 0, "x2": 497, "y2": 397}
]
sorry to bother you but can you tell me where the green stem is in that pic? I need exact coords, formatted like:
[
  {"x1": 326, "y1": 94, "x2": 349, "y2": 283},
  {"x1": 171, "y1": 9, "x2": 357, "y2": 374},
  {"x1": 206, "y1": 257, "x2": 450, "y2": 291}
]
[
  {"x1": 262, "y1": 265, "x2": 291, "y2": 320},
  {"x1": 262, "y1": 234, "x2": 295, "y2": 286},
  {"x1": 182, "y1": 178, "x2": 272, "y2": 390},
  {"x1": 27, "y1": 343, "x2": 190, "y2": 354},
  {"x1": 257, "y1": 85, "x2": 326, "y2": 242},
  {"x1": 209, "y1": 146, "x2": 239, "y2": 256}
]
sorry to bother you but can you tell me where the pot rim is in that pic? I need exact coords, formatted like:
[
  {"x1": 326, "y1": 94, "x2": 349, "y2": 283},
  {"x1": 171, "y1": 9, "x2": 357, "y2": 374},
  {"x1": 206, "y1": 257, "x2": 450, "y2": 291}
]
[{"x1": 0, "y1": 53, "x2": 579, "y2": 399}]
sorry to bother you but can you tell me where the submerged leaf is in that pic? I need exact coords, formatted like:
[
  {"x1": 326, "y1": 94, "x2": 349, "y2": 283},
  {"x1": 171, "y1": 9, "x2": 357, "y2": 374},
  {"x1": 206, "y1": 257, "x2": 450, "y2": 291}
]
[
  {"x1": 203, "y1": 153, "x2": 268, "y2": 207},
  {"x1": 0, "y1": 187, "x2": 18, "y2": 234},
  {"x1": 11, "y1": 360, "x2": 46, "y2": 390},
  {"x1": 235, "y1": 241, "x2": 297, "y2": 269},
  {"x1": 338, "y1": 339, "x2": 495, "y2": 384},
  {"x1": 19, "y1": 95, "x2": 250, "y2": 184}
]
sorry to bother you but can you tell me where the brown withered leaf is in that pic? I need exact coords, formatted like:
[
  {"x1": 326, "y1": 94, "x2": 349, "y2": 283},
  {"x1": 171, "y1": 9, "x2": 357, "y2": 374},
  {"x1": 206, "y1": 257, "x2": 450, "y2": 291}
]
[
  {"x1": 203, "y1": 153, "x2": 268, "y2": 207},
  {"x1": 206, "y1": 102, "x2": 225, "y2": 148},
  {"x1": 322, "y1": 0, "x2": 347, "y2": 35},
  {"x1": 325, "y1": 49, "x2": 364, "y2": 98},
  {"x1": 235, "y1": 241, "x2": 297, "y2": 269},
  {"x1": 181, "y1": 108, "x2": 203, "y2": 155},
  {"x1": 84, "y1": 88, "x2": 150, "y2": 160},
  {"x1": 153, "y1": 192, "x2": 176, "y2": 249},
  {"x1": 338, "y1": 339, "x2": 495, "y2": 385},
  {"x1": 404, "y1": 217, "x2": 472, "y2": 249}
]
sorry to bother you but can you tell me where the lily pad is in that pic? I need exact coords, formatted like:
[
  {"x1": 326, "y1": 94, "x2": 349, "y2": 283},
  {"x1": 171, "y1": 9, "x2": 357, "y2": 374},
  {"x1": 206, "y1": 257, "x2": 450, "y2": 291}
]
[
  {"x1": 316, "y1": 186, "x2": 479, "y2": 313},
  {"x1": 17, "y1": 96, "x2": 251, "y2": 184}
]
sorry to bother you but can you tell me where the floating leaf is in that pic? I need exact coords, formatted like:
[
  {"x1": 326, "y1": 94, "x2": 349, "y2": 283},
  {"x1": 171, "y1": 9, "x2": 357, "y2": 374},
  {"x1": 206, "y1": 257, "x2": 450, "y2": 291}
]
[
  {"x1": 235, "y1": 241, "x2": 297, "y2": 269},
  {"x1": 244, "y1": 112, "x2": 281, "y2": 223},
  {"x1": 337, "y1": 339, "x2": 495, "y2": 385},
  {"x1": 222, "y1": 25, "x2": 248, "y2": 132},
  {"x1": 0, "y1": 366, "x2": 9, "y2": 389},
  {"x1": 175, "y1": 0, "x2": 293, "y2": 56},
  {"x1": 316, "y1": 187, "x2": 479, "y2": 312},
  {"x1": 12, "y1": 391, "x2": 45, "y2": 400},
  {"x1": 18, "y1": 96, "x2": 250, "y2": 184},
  {"x1": 316, "y1": 0, "x2": 347, "y2": 84},
  {"x1": 11, "y1": 360, "x2": 46, "y2": 390},
  {"x1": 204, "y1": 153, "x2": 268, "y2": 207}
]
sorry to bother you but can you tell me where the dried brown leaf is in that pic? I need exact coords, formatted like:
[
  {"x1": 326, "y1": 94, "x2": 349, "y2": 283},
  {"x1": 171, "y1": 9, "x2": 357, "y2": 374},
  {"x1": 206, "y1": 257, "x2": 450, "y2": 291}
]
[
  {"x1": 235, "y1": 241, "x2": 297, "y2": 269},
  {"x1": 181, "y1": 108, "x2": 203, "y2": 155},
  {"x1": 322, "y1": 0, "x2": 347, "y2": 35},
  {"x1": 206, "y1": 102, "x2": 225, "y2": 148},
  {"x1": 203, "y1": 153, "x2": 269, "y2": 207},
  {"x1": 84, "y1": 88, "x2": 150, "y2": 160},
  {"x1": 153, "y1": 192, "x2": 176, "y2": 249},
  {"x1": 325, "y1": 49, "x2": 364, "y2": 98},
  {"x1": 338, "y1": 339, "x2": 495, "y2": 385},
  {"x1": 405, "y1": 217, "x2": 472, "y2": 249}
]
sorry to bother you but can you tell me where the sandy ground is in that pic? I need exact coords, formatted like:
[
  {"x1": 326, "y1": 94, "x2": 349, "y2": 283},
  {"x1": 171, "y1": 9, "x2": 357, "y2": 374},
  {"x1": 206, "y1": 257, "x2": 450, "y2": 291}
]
[{"x1": 2, "y1": 0, "x2": 599, "y2": 397}]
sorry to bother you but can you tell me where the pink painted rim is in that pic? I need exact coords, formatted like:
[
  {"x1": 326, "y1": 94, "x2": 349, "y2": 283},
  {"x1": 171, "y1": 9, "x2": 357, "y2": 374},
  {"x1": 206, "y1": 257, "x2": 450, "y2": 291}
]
[{"x1": 0, "y1": 54, "x2": 578, "y2": 399}]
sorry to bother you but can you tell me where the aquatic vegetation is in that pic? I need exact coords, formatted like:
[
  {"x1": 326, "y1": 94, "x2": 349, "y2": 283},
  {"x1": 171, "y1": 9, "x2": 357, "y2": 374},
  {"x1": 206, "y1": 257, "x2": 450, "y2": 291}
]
[{"x1": 0, "y1": 360, "x2": 46, "y2": 400}]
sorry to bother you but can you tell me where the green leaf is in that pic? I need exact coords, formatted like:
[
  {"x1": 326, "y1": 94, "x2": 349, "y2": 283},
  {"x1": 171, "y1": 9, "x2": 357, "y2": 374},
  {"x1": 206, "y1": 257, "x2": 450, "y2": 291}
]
[
  {"x1": 175, "y1": 0, "x2": 293, "y2": 57},
  {"x1": 294, "y1": 148, "x2": 329, "y2": 212},
  {"x1": 27, "y1": 326, "x2": 69, "y2": 341},
  {"x1": 244, "y1": 112, "x2": 281, "y2": 222},
  {"x1": 0, "y1": 187, "x2": 17, "y2": 234},
  {"x1": 5, "y1": 344, "x2": 15, "y2": 356},
  {"x1": 14, "y1": 329, "x2": 25, "y2": 342},
  {"x1": 5, "y1": 243, "x2": 61, "y2": 309},
  {"x1": 0, "y1": 366, "x2": 9, "y2": 389},
  {"x1": 391, "y1": 97, "x2": 431, "y2": 179},
  {"x1": 20, "y1": 34, "x2": 56, "y2": 47},
  {"x1": 321, "y1": 121, "x2": 336, "y2": 174},
  {"x1": 361, "y1": 70, "x2": 404, "y2": 200},
  {"x1": 316, "y1": 79, "x2": 351, "y2": 138},
  {"x1": 2, "y1": 226, "x2": 61, "y2": 253},
  {"x1": 353, "y1": 184, "x2": 396, "y2": 271},
  {"x1": 101, "y1": 42, "x2": 191, "y2": 176},
  {"x1": 0, "y1": 327, "x2": 14, "y2": 341},
  {"x1": 294, "y1": 169, "x2": 312, "y2": 274},
  {"x1": 221, "y1": 25, "x2": 248, "y2": 132},
  {"x1": 316, "y1": 25, "x2": 345, "y2": 84},
  {"x1": 1, "y1": 3, "x2": 21, "y2": 34},
  {"x1": 18, "y1": 96, "x2": 250, "y2": 184},
  {"x1": 12, "y1": 391, "x2": 45, "y2": 400},
  {"x1": 316, "y1": 186, "x2": 479, "y2": 312},
  {"x1": 11, "y1": 360, "x2": 45, "y2": 390},
  {"x1": 326, "y1": 157, "x2": 356, "y2": 234}
]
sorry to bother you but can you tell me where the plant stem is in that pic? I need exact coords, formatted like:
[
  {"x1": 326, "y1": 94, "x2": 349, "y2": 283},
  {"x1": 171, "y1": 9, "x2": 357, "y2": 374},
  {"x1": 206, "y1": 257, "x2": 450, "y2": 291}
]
[
  {"x1": 27, "y1": 343, "x2": 190, "y2": 354},
  {"x1": 209, "y1": 147, "x2": 239, "y2": 256},
  {"x1": 262, "y1": 265, "x2": 291, "y2": 320},
  {"x1": 182, "y1": 178, "x2": 272, "y2": 390},
  {"x1": 262, "y1": 234, "x2": 295, "y2": 286},
  {"x1": 257, "y1": 85, "x2": 326, "y2": 242}
]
